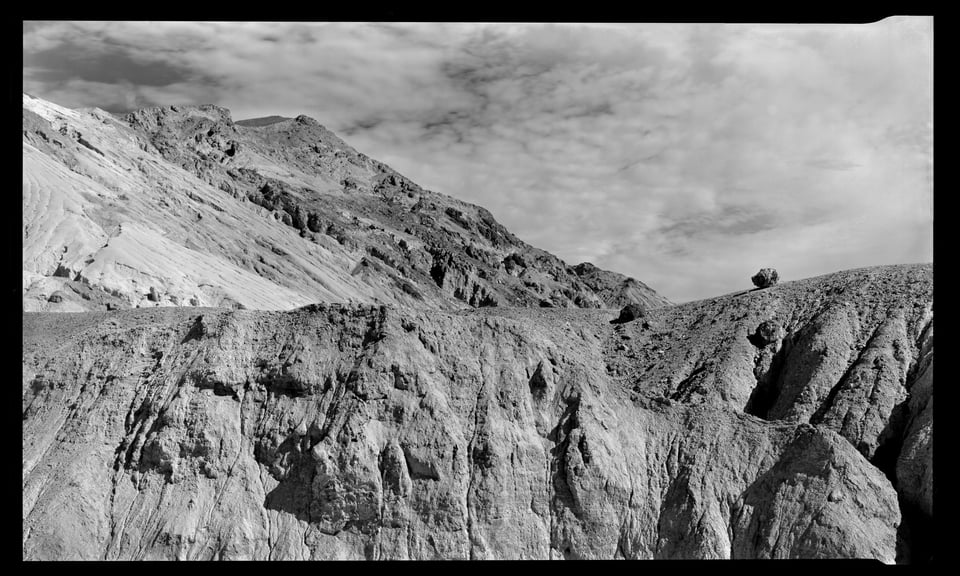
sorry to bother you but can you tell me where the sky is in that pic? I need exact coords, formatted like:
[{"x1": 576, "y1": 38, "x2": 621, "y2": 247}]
[{"x1": 22, "y1": 19, "x2": 933, "y2": 303}]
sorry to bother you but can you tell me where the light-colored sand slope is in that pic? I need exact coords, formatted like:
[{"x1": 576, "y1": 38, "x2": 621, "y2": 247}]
[
  {"x1": 22, "y1": 143, "x2": 109, "y2": 278},
  {"x1": 22, "y1": 94, "x2": 400, "y2": 311}
]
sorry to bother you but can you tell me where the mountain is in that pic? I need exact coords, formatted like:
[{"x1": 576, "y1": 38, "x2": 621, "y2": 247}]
[
  {"x1": 22, "y1": 93, "x2": 932, "y2": 562},
  {"x1": 22, "y1": 93, "x2": 669, "y2": 313},
  {"x1": 22, "y1": 263, "x2": 932, "y2": 561}
]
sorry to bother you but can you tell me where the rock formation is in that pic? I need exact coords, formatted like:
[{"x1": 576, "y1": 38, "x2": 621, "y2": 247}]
[
  {"x1": 751, "y1": 268, "x2": 780, "y2": 289},
  {"x1": 22, "y1": 264, "x2": 933, "y2": 561},
  {"x1": 751, "y1": 320, "x2": 784, "y2": 346},
  {"x1": 611, "y1": 303, "x2": 646, "y2": 325}
]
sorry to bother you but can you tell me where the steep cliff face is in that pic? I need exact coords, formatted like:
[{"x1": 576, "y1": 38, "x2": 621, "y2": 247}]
[
  {"x1": 22, "y1": 264, "x2": 932, "y2": 561},
  {"x1": 23, "y1": 94, "x2": 667, "y2": 313}
]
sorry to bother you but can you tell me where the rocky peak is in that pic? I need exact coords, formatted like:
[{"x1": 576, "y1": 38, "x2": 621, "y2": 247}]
[
  {"x1": 24, "y1": 94, "x2": 670, "y2": 312},
  {"x1": 123, "y1": 103, "x2": 234, "y2": 127},
  {"x1": 294, "y1": 114, "x2": 320, "y2": 126},
  {"x1": 23, "y1": 93, "x2": 670, "y2": 314},
  {"x1": 573, "y1": 261, "x2": 671, "y2": 309}
]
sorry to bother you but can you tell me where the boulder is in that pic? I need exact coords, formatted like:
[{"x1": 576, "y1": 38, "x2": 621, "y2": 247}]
[
  {"x1": 752, "y1": 268, "x2": 780, "y2": 289},
  {"x1": 753, "y1": 319, "x2": 784, "y2": 346},
  {"x1": 611, "y1": 303, "x2": 645, "y2": 324}
]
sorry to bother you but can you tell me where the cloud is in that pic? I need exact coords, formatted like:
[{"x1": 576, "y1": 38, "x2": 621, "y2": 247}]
[{"x1": 22, "y1": 19, "x2": 933, "y2": 303}]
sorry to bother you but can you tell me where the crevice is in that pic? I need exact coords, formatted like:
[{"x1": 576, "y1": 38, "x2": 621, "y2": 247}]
[
  {"x1": 119, "y1": 343, "x2": 191, "y2": 477},
  {"x1": 133, "y1": 476, "x2": 169, "y2": 559},
  {"x1": 545, "y1": 425, "x2": 555, "y2": 559},
  {"x1": 429, "y1": 260, "x2": 446, "y2": 288},
  {"x1": 104, "y1": 379, "x2": 150, "y2": 559},
  {"x1": 400, "y1": 446, "x2": 441, "y2": 481},
  {"x1": 886, "y1": 339, "x2": 932, "y2": 564},
  {"x1": 180, "y1": 315, "x2": 208, "y2": 344},
  {"x1": 77, "y1": 135, "x2": 105, "y2": 156},
  {"x1": 103, "y1": 458, "x2": 123, "y2": 560},
  {"x1": 869, "y1": 398, "x2": 910, "y2": 482},
  {"x1": 669, "y1": 364, "x2": 708, "y2": 402},
  {"x1": 904, "y1": 317, "x2": 933, "y2": 391},
  {"x1": 361, "y1": 306, "x2": 389, "y2": 347},
  {"x1": 547, "y1": 390, "x2": 583, "y2": 557},
  {"x1": 205, "y1": 386, "x2": 252, "y2": 526},
  {"x1": 465, "y1": 368, "x2": 486, "y2": 560},
  {"x1": 809, "y1": 322, "x2": 885, "y2": 426},
  {"x1": 744, "y1": 334, "x2": 793, "y2": 419},
  {"x1": 615, "y1": 515, "x2": 630, "y2": 559},
  {"x1": 895, "y1": 494, "x2": 933, "y2": 564},
  {"x1": 258, "y1": 464, "x2": 274, "y2": 560},
  {"x1": 313, "y1": 370, "x2": 350, "y2": 445}
]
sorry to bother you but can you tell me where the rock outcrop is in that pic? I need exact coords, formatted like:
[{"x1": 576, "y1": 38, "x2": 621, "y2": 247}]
[
  {"x1": 573, "y1": 262, "x2": 670, "y2": 310},
  {"x1": 752, "y1": 268, "x2": 780, "y2": 289},
  {"x1": 611, "y1": 303, "x2": 646, "y2": 325},
  {"x1": 751, "y1": 320, "x2": 784, "y2": 346},
  {"x1": 22, "y1": 264, "x2": 932, "y2": 561}
]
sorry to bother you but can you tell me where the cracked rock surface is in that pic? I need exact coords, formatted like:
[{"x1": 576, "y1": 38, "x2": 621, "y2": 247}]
[{"x1": 22, "y1": 264, "x2": 931, "y2": 561}]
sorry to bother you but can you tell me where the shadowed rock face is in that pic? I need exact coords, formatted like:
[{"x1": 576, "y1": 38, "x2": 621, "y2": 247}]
[
  {"x1": 23, "y1": 93, "x2": 667, "y2": 313},
  {"x1": 22, "y1": 264, "x2": 932, "y2": 561}
]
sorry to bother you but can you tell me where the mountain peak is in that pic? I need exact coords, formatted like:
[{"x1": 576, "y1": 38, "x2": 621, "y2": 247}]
[
  {"x1": 123, "y1": 102, "x2": 234, "y2": 129},
  {"x1": 22, "y1": 93, "x2": 669, "y2": 313},
  {"x1": 294, "y1": 114, "x2": 321, "y2": 126}
]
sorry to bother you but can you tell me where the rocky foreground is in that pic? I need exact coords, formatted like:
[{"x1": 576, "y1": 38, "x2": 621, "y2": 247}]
[{"x1": 22, "y1": 264, "x2": 932, "y2": 561}]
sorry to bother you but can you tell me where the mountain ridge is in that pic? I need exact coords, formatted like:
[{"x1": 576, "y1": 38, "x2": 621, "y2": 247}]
[{"x1": 22, "y1": 92, "x2": 669, "y2": 313}]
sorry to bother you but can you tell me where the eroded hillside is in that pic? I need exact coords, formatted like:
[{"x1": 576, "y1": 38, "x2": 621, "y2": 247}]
[{"x1": 22, "y1": 264, "x2": 932, "y2": 561}]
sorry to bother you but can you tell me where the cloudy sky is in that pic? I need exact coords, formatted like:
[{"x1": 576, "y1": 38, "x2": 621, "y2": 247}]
[{"x1": 22, "y1": 19, "x2": 933, "y2": 302}]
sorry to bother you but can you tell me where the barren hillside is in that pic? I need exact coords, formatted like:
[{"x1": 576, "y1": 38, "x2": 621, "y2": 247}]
[
  {"x1": 22, "y1": 94, "x2": 668, "y2": 313},
  {"x1": 22, "y1": 264, "x2": 932, "y2": 561}
]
